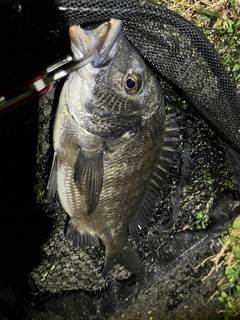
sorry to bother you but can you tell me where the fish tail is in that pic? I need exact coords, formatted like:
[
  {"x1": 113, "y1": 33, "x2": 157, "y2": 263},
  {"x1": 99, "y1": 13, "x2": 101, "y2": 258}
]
[{"x1": 102, "y1": 243, "x2": 144, "y2": 277}]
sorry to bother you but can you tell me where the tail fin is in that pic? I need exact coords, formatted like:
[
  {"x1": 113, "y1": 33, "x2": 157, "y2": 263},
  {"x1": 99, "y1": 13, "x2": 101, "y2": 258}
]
[{"x1": 102, "y1": 243, "x2": 144, "y2": 277}]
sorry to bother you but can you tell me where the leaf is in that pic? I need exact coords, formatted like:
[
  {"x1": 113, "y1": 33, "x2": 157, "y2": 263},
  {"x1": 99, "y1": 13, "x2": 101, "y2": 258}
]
[
  {"x1": 221, "y1": 291, "x2": 228, "y2": 298},
  {"x1": 202, "y1": 221, "x2": 206, "y2": 229},
  {"x1": 227, "y1": 300, "x2": 233, "y2": 309},
  {"x1": 232, "y1": 219, "x2": 240, "y2": 229},
  {"x1": 236, "y1": 285, "x2": 240, "y2": 292},
  {"x1": 196, "y1": 9, "x2": 222, "y2": 19},
  {"x1": 227, "y1": 20, "x2": 234, "y2": 33},
  {"x1": 225, "y1": 268, "x2": 237, "y2": 278},
  {"x1": 234, "y1": 251, "x2": 240, "y2": 259},
  {"x1": 235, "y1": 20, "x2": 240, "y2": 30},
  {"x1": 232, "y1": 245, "x2": 240, "y2": 255},
  {"x1": 229, "y1": 277, "x2": 235, "y2": 284},
  {"x1": 204, "y1": 29, "x2": 211, "y2": 36},
  {"x1": 230, "y1": 235, "x2": 238, "y2": 243},
  {"x1": 232, "y1": 64, "x2": 240, "y2": 72},
  {"x1": 197, "y1": 212, "x2": 203, "y2": 219}
]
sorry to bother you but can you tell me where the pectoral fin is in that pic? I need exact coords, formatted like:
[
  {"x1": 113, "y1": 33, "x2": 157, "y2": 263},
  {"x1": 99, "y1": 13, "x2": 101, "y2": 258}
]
[
  {"x1": 47, "y1": 152, "x2": 58, "y2": 201},
  {"x1": 74, "y1": 148, "x2": 104, "y2": 215}
]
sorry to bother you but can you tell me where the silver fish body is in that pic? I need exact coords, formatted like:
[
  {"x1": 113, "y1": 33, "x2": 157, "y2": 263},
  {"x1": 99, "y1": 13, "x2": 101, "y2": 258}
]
[{"x1": 48, "y1": 19, "x2": 178, "y2": 276}]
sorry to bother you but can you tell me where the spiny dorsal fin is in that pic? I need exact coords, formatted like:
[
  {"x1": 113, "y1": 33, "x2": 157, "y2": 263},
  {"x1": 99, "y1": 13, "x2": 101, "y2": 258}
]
[
  {"x1": 162, "y1": 137, "x2": 179, "y2": 148},
  {"x1": 161, "y1": 146, "x2": 178, "y2": 158},
  {"x1": 150, "y1": 114, "x2": 180, "y2": 194},
  {"x1": 129, "y1": 114, "x2": 179, "y2": 237},
  {"x1": 74, "y1": 148, "x2": 103, "y2": 215}
]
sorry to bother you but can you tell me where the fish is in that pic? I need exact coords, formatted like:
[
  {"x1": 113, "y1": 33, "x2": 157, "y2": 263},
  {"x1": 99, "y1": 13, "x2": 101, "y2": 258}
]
[{"x1": 47, "y1": 19, "x2": 179, "y2": 277}]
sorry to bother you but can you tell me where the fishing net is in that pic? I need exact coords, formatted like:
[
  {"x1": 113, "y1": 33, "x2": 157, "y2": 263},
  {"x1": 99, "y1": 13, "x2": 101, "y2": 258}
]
[{"x1": 0, "y1": 0, "x2": 240, "y2": 319}]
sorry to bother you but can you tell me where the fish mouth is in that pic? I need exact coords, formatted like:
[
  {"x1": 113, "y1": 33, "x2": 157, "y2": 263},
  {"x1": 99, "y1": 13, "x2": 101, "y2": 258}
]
[{"x1": 69, "y1": 19, "x2": 122, "y2": 67}]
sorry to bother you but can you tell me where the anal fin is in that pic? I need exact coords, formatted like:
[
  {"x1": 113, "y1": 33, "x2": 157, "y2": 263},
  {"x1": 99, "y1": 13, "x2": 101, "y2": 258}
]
[
  {"x1": 129, "y1": 191, "x2": 156, "y2": 237},
  {"x1": 66, "y1": 219, "x2": 100, "y2": 247},
  {"x1": 74, "y1": 148, "x2": 104, "y2": 215},
  {"x1": 102, "y1": 243, "x2": 144, "y2": 277}
]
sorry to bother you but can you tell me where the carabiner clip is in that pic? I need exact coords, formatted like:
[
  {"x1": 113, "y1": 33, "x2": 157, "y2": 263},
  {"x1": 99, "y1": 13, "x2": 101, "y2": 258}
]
[{"x1": 0, "y1": 49, "x2": 98, "y2": 115}]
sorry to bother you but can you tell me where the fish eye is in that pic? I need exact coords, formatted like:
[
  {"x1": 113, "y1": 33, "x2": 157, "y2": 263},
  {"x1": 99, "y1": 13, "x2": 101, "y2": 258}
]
[{"x1": 124, "y1": 74, "x2": 142, "y2": 94}]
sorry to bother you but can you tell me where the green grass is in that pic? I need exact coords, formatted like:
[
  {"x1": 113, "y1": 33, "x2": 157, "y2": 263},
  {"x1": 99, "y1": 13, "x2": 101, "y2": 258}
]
[
  {"x1": 200, "y1": 217, "x2": 240, "y2": 319},
  {"x1": 155, "y1": 0, "x2": 240, "y2": 28}
]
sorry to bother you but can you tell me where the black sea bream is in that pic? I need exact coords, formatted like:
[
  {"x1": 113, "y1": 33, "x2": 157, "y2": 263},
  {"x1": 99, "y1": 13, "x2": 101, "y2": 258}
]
[{"x1": 48, "y1": 19, "x2": 178, "y2": 277}]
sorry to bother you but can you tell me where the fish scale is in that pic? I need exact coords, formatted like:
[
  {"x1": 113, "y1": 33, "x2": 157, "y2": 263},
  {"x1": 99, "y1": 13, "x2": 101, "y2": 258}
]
[{"x1": 48, "y1": 19, "x2": 178, "y2": 276}]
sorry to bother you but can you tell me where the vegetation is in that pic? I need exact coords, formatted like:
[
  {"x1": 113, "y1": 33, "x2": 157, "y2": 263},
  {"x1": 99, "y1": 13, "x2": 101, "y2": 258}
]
[
  {"x1": 201, "y1": 217, "x2": 240, "y2": 319},
  {"x1": 156, "y1": 0, "x2": 240, "y2": 83},
  {"x1": 155, "y1": 1, "x2": 240, "y2": 318},
  {"x1": 156, "y1": 0, "x2": 240, "y2": 28}
]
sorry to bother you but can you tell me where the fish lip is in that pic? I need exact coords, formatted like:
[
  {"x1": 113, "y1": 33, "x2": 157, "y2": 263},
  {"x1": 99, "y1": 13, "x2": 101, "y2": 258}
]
[{"x1": 69, "y1": 19, "x2": 122, "y2": 67}]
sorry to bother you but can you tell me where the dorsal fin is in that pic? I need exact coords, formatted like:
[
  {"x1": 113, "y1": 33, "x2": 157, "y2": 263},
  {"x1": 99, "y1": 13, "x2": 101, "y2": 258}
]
[{"x1": 129, "y1": 114, "x2": 179, "y2": 237}]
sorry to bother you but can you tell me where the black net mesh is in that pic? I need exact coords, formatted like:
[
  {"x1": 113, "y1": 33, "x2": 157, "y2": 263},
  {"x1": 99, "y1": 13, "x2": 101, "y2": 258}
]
[{"x1": 0, "y1": 0, "x2": 240, "y2": 319}]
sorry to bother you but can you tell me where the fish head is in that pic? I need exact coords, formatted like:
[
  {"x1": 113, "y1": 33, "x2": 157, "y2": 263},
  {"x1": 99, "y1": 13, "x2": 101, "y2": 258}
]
[{"x1": 67, "y1": 19, "x2": 165, "y2": 138}]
